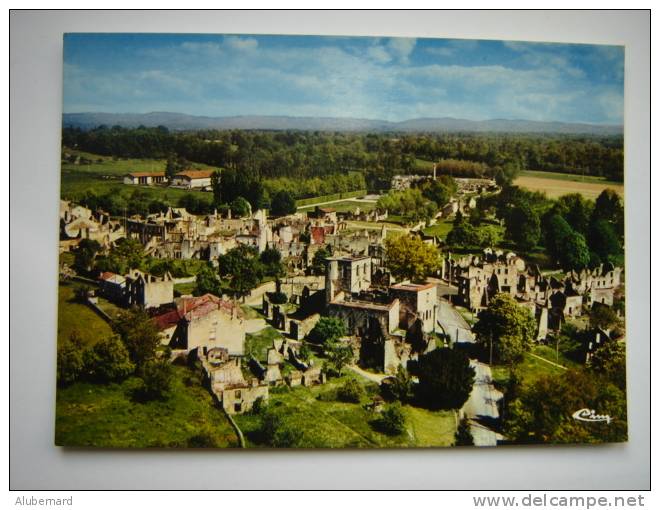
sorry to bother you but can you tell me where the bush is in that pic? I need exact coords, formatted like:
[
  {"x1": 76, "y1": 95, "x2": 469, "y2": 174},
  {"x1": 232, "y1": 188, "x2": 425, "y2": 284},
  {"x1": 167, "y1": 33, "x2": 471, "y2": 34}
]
[
  {"x1": 270, "y1": 291, "x2": 288, "y2": 304},
  {"x1": 186, "y1": 429, "x2": 219, "y2": 448},
  {"x1": 454, "y1": 417, "x2": 474, "y2": 446},
  {"x1": 57, "y1": 332, "x2": 86, "y2": 386},
  {"x1": 84, "y1": 335, "x2": 135, "y2": 383},
  {"x1": 373, "y1": 402, "x2": 406, "y2": 436},
  {"x1": 336, "y1": 379, "x2": 365, "y2": 403},
  {"x1": 380, "y1": 366, "x2": 414, "y2": 403},
  {"x1": 134, "y1": 360, "x2": 174, "y2": 401}
]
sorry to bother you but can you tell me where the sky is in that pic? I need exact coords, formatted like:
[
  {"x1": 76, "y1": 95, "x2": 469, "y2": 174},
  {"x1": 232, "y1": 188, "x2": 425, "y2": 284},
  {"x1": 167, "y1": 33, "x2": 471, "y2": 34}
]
[{"x1": 63, "y1": 33, "x2": 625, "y2": 125}]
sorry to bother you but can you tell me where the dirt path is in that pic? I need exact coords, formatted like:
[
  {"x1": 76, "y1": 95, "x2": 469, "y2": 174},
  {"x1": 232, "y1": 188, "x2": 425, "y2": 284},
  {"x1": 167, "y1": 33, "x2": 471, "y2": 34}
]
[{"x1": 345, "y1": 365, "x2": 388, "y2": 384}]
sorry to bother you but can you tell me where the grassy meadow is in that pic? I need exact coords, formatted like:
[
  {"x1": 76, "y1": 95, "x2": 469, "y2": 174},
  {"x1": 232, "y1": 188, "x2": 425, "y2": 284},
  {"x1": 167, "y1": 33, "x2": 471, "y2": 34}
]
[
  {"x1": 55, "y1": 365, "x2": 239, "y2": 448},
  {"x1": 234, "y1": 373, "x2": 456, "y2": 448}
]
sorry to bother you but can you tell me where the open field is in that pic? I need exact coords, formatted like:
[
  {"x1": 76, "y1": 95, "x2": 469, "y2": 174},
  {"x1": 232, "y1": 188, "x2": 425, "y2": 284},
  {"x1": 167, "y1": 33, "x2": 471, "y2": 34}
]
[
  {"x1": 58, "y1": 282, "x2": 114, "y2": 347},
  {"x1": 491, "y1": 345, "x2": 581, "y2": 389},
  {"x1": 422, "y1": 219, "x2": 455, "y2": 239},
  {"x1": 234, "y1": 373, "x2": 456, "y2": 448},
  {"x1": 515, "y1": 170, "x2": 624, "y2": 200},
  {"x1": 299, "y1": 199, "x2": 376, "y2": 214},
  {"x1": 295, "y1": 189, "x2": 367, "y2": 208},
  {"x1": 55, "y1": 366, "x2": 239, "y2": 448}
]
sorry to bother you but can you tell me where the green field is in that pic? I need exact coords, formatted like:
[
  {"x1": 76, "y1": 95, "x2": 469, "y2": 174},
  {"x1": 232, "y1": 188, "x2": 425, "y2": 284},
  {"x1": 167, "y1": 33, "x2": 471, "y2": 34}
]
[
  {"x1": 295, "y1": 190, "x2": 367, "y2": 208},
  {"x1": 299, "y1": 199, "x2": 376, "y2": 214},
  {"x1": 491, "y1": 345, "x2": 580, "y2": 389},
  {"x1": 245, "y1": 326, "x2": 283, "y2": 362},
  {"x1": 234, "y1": 374, "x2": 456, "y2": 448},
  {"x1": 58, "y1": 282, "x2": 114, "y2": 347},
  {"x1": 422, "y1": 219, "x2": 454, "y2": 239},
  {"x1": 55, "y1": 366, "x2": 239, "y2": 448},
  {"x1": 519, "y1": 169, "x2": 622, "y2": 185}
]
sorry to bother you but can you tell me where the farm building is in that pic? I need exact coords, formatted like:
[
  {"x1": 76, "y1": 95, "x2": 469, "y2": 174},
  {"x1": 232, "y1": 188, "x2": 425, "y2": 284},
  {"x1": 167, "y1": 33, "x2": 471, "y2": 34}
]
[
  {"x1": 123, "y1": 172, "x2": 167, "y2": 185},
  {"x1": 171, "y1": 169, "x2": 215, "y2": 189}
]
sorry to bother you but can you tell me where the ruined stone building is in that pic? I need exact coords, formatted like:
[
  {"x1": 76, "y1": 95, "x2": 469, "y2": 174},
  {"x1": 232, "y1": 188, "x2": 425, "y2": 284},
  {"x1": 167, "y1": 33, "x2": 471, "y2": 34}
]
[
  {"x1": 60, "y1": 200, "x2": 125, "y2": 248},
  {"x1": 152, "y1": 293, "x2": 246, "y2": 355},
  {"x1": 199, "y1": 347, "x2": 269, "y2": 415},
  {"x1": 98, "y1": 268, "x2": 174, "y2": 309}
]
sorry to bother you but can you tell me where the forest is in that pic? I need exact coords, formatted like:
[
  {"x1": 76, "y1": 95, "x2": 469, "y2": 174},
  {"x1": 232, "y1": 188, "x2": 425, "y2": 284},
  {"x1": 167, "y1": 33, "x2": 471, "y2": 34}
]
[{"x1": 62, "y1": 126, "x2": 624, "y2": 189}]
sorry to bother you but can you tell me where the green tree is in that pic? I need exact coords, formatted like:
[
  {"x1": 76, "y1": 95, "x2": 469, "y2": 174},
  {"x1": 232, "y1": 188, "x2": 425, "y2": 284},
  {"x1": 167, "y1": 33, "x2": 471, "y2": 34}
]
[
  {"x1": 259, "y1": 248, "x2": 284, "y2": 278},
  {"x1": 326, "y1": 343, "x2": 354, "y2": 376},
  {"x1": 217, "y1": 245, "x2": 264, "y2": 298},
  {"x1": 587, "y1": 340, "x2": 626, "y2": 390},
  {"x1": 308, "y1": 317, "x2": 347, "y2": 347},
  {"x1": 270, "y1": 190, "x2": 297, "y2": 217},
  {"x1": 84, "y1": 335, "x2": 135, "y2": 383},
  {"x1": 56, "y1": 332, "x2": 86, "y2": 386},
  {"x1": 195, "y1": 264, "x2": 222, "y2": 296},
  {"x1": 373, "y1": 402, "x2": 407, "y2": 435},
  {"x1": 506, "y1": 203, "x2": 541, "y2": 252},
  {"x1": 416, "y1": 347, "x2": 476, "y2": 410},
  {"x1": 589, "y1": 303, "x2": 621, "y2": 331},
  {"x1": 454, "y1": 417, "x2": 474, "y2": 446},
  {"x1": 230, "y1": 196, "x2": 251, "y2": 218},
  {"x1": 593, "y1": 189, "x2": 624, "y2": 236},
  {"x1": 557, "y1": 194, "x2": 592, "y2": 235},
  {"x1": 504, "y1": 369, "x2": 627, "y2": 444},
  {"x1": 311, "y1": 247, "x2": 332, "y2": 275},
  {"x1": 384, "y1": 235, "x2": 440, "y2": 282},
  {"x1": 446, "y1": 220, "x2": 481, "y2": 248},
  {"x1": 113, "y1": 307, "x2": 162, "y2": 370},
  {"x1": 588, "y1": 219, "x2": 622, "y2": 265},
  {"x1": 473, "y1": 293, "x2": 537, "y2": 365},
  {"x1": 74, "y1": 238, "x2": 101, "y2": 273}
]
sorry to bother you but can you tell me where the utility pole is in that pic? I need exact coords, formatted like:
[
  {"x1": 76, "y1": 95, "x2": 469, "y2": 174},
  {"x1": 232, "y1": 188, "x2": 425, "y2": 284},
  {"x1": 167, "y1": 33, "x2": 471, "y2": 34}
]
[{"x1": 489, "y1": 330, "x2": 493, "y2": 366}]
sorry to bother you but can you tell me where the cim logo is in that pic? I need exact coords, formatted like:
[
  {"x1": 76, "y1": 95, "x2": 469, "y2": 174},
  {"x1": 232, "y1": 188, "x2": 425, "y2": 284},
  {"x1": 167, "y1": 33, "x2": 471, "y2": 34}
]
[{"x1": 572, "y1": 408, "x2": 613, "y2": 424}]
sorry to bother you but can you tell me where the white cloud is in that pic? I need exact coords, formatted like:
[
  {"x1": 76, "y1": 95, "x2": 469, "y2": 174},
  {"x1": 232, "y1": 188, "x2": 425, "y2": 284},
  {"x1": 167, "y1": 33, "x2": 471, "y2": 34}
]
[
  {"x1": 387, "y1": 38, "x2": 416, "y2": 63},
  {"x1": 223, "y1": 36, "x2": 258, "y2": 52}
]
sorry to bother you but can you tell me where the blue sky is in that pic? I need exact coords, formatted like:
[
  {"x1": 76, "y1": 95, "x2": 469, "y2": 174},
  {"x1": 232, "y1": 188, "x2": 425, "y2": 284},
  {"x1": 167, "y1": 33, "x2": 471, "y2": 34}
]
[{"x1": 63, "y1": 33, "x2": 624, "y2": 124}]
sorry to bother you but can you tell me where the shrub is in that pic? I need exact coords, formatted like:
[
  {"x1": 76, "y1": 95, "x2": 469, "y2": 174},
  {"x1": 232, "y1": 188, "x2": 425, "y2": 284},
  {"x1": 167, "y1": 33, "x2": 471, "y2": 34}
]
[
  {"x1": 56, "y1": 332, "x2": 86, "y2": 386},
  {"x1": 270, "y1": 291, "x2": 288, "y2": 304},
  {"x1": 373, "y1": 402, "x2": 406, "y2": 436},
  {"x1": 336, "y1": 379, "x2": 365, "y2": 403},
  {"x1": 134, "y1": 360, "x2": 174, "y2": 401},
  {"x1": 84, "y1": 335, "x2": 135, "y2": 383}
]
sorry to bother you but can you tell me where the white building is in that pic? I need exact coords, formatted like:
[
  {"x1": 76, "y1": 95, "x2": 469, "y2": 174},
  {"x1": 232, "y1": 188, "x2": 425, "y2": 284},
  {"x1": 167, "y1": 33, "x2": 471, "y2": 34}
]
[
  {"x1": 123, "y1": 172, "x2": 168, "y2": 185},
  {"x1": 171, "y1": 169, "x2": 215, "y2": 189}
]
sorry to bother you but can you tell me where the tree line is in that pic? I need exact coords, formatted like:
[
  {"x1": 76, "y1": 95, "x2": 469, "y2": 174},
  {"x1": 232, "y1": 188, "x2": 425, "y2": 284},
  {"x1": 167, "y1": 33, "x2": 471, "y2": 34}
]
[{"x1": 63, "y1": 126, "x2": 624, "y2": 189}]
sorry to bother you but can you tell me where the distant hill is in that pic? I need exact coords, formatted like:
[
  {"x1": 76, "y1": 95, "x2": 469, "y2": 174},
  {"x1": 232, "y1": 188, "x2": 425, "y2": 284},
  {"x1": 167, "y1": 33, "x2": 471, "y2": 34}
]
[{"x1": 62, "y1": 111, "x2": 623, "y2": 135}]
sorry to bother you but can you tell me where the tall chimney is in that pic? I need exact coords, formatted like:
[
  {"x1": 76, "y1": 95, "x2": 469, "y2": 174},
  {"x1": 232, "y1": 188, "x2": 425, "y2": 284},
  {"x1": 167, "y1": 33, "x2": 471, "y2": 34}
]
[{"x1": 433, "y1": 163, "x2": 437, "y2": 181}]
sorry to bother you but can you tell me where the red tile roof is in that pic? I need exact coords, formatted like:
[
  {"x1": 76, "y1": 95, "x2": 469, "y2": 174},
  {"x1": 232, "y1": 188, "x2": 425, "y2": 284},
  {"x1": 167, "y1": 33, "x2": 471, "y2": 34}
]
[
  {"x1": 151, "y1": 293, "x2": 242, "y2": 331},
  {"x1": 174, "y1": 169, "x2": 215, "y2": 179}
]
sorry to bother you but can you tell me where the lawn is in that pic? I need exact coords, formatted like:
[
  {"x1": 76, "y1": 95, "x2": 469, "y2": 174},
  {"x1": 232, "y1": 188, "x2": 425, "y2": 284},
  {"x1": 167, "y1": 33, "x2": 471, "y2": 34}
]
[
  {"x1": 58, "y1": 282, "x2": 114, "y2": 347},
  {"x1": 234, "y1": 373, "x2": 456, "y2": 448},
  {"x1": 514, "y1": 170, "x2": 624, "y2": 200},
  {"x1": 55, "y1": 365, "x2": 239, "y2": 448},
  {"x1": 299, "y1": 199, "x2": 376, "y2": 214},
  {"x1": 245, "y1": 326, "x2": 284, "y2": 362},
  {"x1": 491, "y1": 345, "x2": 578, "y2": 389},
  {"x1": 295, "y1": 190, "x2": 367, "y2": 208},
  {"x1": 422, "y1": 219, "x2": 454, "y2": 239},
  {"x1": 60, "y1": 170, "x2": 213, "y2": 207}
]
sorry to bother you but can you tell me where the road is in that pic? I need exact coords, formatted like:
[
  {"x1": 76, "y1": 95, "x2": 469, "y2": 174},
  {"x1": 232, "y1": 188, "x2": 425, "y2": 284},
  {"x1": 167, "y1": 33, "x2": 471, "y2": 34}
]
[
  {"x1": 436, "y1": 299, "x2": 475, "y2": 344},
  {"x1": 462, "y1": 360, "x2": 504, "y2": 447}
]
